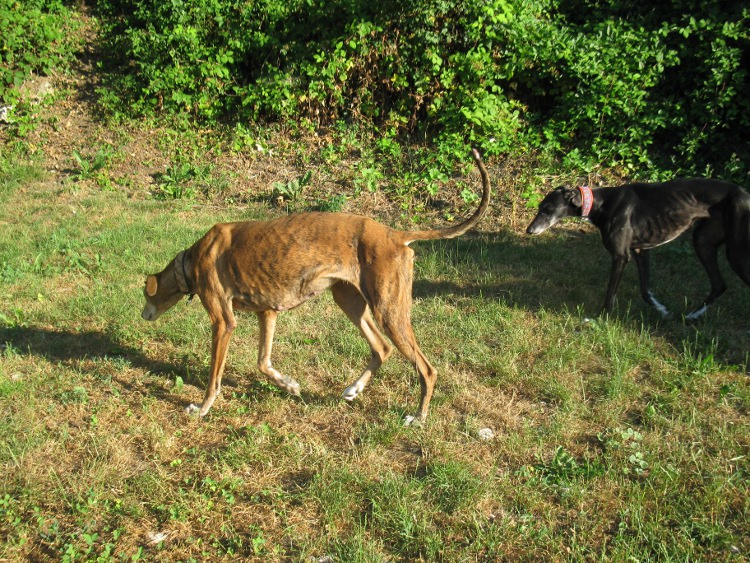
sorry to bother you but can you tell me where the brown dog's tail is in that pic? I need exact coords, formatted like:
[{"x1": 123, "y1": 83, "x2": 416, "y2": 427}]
[{"x1": 401, "y1": 148, "x2": 491, "y2": 245}]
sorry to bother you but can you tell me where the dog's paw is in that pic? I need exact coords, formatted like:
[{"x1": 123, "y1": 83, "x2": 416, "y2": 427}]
[
  {"x1": 685, "y1": 305, "x2": 708, "y2": 322},
  {"x1": 646, "y1": 292, "x2": 671, "y2": 319},
  {"x1": 342, "y1": 381, "x2": 365, "y2": 402},
  {"x1": 184, "y1": 403, "x2": 201, "y2": 416},
  {"x1": 282, "y1": 377, "x2": 301, "y2": 397},
  {"x1": 403, "y1": 415, "x2": 425, "y2": 427}
]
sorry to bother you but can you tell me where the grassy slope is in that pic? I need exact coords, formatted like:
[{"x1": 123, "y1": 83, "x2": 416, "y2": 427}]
[{"x1": 1, "y1": 19, "x2": 749, "y2": 563}]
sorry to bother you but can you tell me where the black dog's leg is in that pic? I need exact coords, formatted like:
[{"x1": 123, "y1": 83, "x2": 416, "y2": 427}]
[
  {"x1": 687, "y1": 219, "x2": 726, "y2": 321},
  {"x1": 727, "y1": 245, "x2": 750, "y2": 286},
  {"x1": 724, "y1": 207, "x2": 750, "y2": 288},
  {"x1": 602, "y1": 255, "x2": 629, "y2": 314},
  {"x1": 633, "y1": 249, "x2": 671, "y2": 318}
]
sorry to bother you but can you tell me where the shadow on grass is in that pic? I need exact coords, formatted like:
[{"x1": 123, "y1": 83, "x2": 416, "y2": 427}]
[
  {"x1": 413, "y1": 227, "x2": 611, "y2": 310},
  {"x1": 0, "y1": 324, "x2": 199, "y2": 410},
  {"x1": 414, "y1": 227, "x2": 750, "y2": 369},
  {"x1": 0, "y1": 324, "x2": 348, "y2": 412}
]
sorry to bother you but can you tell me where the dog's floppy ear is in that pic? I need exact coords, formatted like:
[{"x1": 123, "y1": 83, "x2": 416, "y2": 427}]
[
  {"x1": 562, "y1": 186, "x2": 582, "y2": 207},
  {"x1": 145, "y1": 275, "x2": 159, "y2": 297}
]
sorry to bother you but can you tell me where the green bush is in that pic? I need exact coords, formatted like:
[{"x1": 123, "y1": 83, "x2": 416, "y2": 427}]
[
  {"x1": 0, "y1": 0, "x2": 78, "y2": 101},
  {"x1": 94, "y1": 0, "x2": 750, "y2": 179}
]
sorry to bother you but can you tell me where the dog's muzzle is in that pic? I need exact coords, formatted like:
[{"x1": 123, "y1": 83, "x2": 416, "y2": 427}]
[
  {"x1": 526, "y1": 217, "x2": 551, "y2": 235},
  {"x1": 141, "y1": 303, "x2": 161, "y2": 321}
]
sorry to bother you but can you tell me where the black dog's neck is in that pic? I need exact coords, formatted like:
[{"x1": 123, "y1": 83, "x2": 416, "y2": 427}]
[{"x1": 578, "y1": 186, "x2": 594, "y2": 218}]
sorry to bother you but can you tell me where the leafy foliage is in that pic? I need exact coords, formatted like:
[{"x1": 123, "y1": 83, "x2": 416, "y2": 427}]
[
  {"x1": 94, "y1": 0, "x2": 750, "y2": 180},
  {"x1": 71, "y1": 148, "x2": 111, "y2": 182},
  {"x1": 0, "y1": 0, "x2": 78, "y2": 100}
]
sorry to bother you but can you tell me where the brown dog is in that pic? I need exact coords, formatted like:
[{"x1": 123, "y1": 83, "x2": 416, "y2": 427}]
[{"x1": 142, "y1": 149, "x2": 490, "y2": 424}]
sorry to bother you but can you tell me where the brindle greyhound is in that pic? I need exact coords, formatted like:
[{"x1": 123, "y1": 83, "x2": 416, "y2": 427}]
[
  {"x1": 526, "y1": 179, "x2": 750, "y2": 319},
  {"x1": 142, "y1": 149, "x2": 490, "y2": 424}
]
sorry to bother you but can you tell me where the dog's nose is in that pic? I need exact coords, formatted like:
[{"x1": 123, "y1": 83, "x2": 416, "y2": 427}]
[{"x1": 526, "y1": 221, "x2": 545, "y2": 235}]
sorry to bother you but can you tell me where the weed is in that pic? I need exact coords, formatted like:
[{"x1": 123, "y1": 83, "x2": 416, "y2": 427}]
[
  {"x1": 528, "y1": 446, "x2": 606, "y2": 486},
  {"x1": 599, "y1": 427, "x2": 650, "y2": 477},
  {"x1": 272, "y1": 170, "x2": 312, "y2": 203},
  {"x1": 71, "y1": 148, "x2": 110, "y2": 182},
  {"x1": 60, "y1": 243, "x2": 102, "y2": 275},
  {"x1": 354, "y1": 163, "x2": 382, "y2": 194},
  {"x1": 57, "y1": 385, "x2": 89, "y2": 404},
  {"x1": 154, "y1": 161, "x2": 208, "y2": 200}
]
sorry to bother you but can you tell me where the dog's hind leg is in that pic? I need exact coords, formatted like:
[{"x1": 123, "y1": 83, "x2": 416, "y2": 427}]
[
  {"x1": 331, "y1": 282, "x2": 394, "y2": 402},
  {"x1": 256, "y1": 310, "x2": 301, "y2": 396},
  {"x1": 381, "y1": 319, "x2": 437, "y2": 426},
  {"x1": 725, "y1": 202, "x2": 750, "y2": 288},
  {"x1": 364, "y1": 248, "x2": 437, "y2": 424},
  {"x1": 633, "y1": 249, "x2": 671, "y2": 318},
  {"x1": 688, "y1": 219, "x2": 727, "y2": 321},
  {"x1": 727, "y1": 245, "x2": 750, "y2": 287}
]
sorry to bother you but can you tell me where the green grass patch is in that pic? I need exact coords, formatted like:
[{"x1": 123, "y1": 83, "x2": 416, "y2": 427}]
[{"x1": 1, "y1": 146, "x2": 749, "y2": 561}]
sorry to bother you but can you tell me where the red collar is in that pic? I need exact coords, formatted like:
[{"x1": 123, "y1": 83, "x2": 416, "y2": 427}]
[{"x1": 578, "y1": 185, "x2": 593, "y2": 218}]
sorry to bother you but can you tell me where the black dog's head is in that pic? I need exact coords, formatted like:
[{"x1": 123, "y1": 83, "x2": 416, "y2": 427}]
[{"x1": 526, "y1": 186, "x2": 583, "y2": 235}]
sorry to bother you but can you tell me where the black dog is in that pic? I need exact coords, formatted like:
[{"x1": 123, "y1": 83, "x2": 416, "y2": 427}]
[{"x1": 526, "y1": 179, "x2": 750, "y2": 319}]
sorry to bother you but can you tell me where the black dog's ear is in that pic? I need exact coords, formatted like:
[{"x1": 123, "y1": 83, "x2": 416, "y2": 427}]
[{"x1": 562, "y1": 186, "x2": 582, "y2": 207}]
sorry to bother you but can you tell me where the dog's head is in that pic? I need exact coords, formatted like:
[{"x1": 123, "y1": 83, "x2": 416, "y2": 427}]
[
  {"x1": 526, "y1": 186, "x2": 582, "y2": 235},
  {"x1": 142, "y1": 269, "x2": 185, "y2": 321}
]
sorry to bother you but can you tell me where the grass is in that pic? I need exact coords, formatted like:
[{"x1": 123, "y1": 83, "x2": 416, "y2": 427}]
[{"x1": 2, "y1": 137, "x2": 750, "y2": 561}]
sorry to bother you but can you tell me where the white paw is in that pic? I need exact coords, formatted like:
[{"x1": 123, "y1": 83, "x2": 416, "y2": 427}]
[
  {"x1": 284, "y1": 378, "x2": 301, "y2": 397},
  {"x1": 184, "y1": 403, "x2": 201, "y2": 416},
  {"x1": 403, "y1": 415, "x2": 418, "y2": 427},
  {"x1": 270, "y1": 373, "x2": 301, "y2": 397},
  {"x1": 686, "y1": 305, "x2": 707, "y2": 322},
  {"x1": 647, "y1": 292, "x2": 671, "y2": 318},
  {"x1": 342, "y1": 382, "x2": 364, "y2": 401}
]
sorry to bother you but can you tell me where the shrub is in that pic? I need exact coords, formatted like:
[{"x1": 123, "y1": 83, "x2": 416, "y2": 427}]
[
  {"x1": 0, "y1": 0, "x2": 78, "y2": 101},
  {"x1": 94, "y1": 0, "x2": 750, "y2": 179}
]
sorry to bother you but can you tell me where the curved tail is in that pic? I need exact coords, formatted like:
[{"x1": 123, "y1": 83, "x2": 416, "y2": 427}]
[{"x1": 401, "y1": 148, "x2": 491, "y2": 244}]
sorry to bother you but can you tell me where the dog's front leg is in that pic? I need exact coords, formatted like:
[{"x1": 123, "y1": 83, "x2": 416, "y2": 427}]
[
  {"x1": 633, "y1": 250, "x2": 671, "y2": 318},
  {"x1": 256, "y1": 310, "x2": 301, "y2": 396},
  {"x1": 187, "y1": 307, "x2": 237, "y2": 417},
  {"x1": 602, "y1": 255, "x2": 629, "y2": 314}
]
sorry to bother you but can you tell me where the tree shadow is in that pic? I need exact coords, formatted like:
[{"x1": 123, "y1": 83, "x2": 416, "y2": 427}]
[
  {"x1": 0, "y1": 324, "x2": 356, "y2": 411},
  {"x1": 0, "y1": 325, "x2": 196, "y2": 410},
  {"x1": 413, "y1": 227, "x2": 750, "y2": 369}
]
